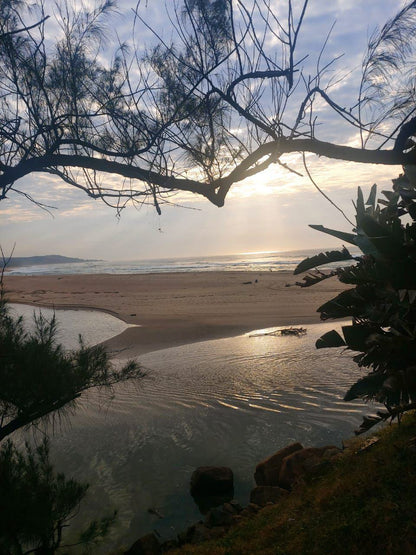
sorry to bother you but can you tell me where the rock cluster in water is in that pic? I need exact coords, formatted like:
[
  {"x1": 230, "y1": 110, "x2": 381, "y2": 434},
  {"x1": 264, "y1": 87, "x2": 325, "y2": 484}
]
[{"x1": 125, "y1": 441, "x2": 343, "y2": 554}]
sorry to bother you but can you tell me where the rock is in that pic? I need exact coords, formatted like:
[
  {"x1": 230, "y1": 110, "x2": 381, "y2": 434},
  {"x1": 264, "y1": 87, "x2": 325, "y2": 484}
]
[
  {"x1": 254, "y1": 442, "x2": 303, "y2": 486},
  {"x1": 125, "y1": 532, "x2": 161, "y2": 555},
  {"x1": 247, "y1": 503, "x2": 261, "y2": 513},
  {"x1": 205, "y1": 506, "x2": 233, "y2": 528},
  {"x1": 239, "y1": 508, "x2": 251, "y2": 518},
  {"x1": 278, "y1": 446, "x2": 339, "y2": 490},
  {"x1": 250, "y1": 485, "x2": 289, "y2": 506},
  {"x1": 190, "y1": 466, "x2": 234, "y2": 496},
  {"x1": 223, "y1": 502, "x2": 239, "y2": 514},
  {"x1": 192, "y1": 492, "x2": 234, "y2": 515},
  {"x1": 229, "y1": 499, "x2": 243, "y2": 512}
]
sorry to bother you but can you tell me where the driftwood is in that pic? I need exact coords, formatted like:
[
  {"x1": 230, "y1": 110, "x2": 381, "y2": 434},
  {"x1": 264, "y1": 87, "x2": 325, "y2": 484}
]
[{"x1": 250, "y1": 327, "x2": 307, "y2": 338}]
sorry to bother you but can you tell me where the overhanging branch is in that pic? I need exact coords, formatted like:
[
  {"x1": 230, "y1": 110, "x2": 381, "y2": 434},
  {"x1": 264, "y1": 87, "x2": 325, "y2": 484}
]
[{"x1": 1, "y1": 138, "x2": 413, "y2": 209}]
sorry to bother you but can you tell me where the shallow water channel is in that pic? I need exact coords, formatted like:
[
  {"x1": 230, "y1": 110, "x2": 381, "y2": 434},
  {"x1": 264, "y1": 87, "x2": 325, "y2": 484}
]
[{"x1": 11, "y1": 305, "x2": 374, "y2": 550}]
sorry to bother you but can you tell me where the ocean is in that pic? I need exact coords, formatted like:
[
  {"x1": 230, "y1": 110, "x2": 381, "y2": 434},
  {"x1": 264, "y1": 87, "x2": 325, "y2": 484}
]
[{"x1": 6, "y1": 247, "x2": 358, "y2": 276}]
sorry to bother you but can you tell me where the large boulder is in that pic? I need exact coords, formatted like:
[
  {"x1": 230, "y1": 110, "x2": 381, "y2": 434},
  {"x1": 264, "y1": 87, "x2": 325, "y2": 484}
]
[
  {"x1": 190, "y1": 466, "x2": 234, "y2": 496},
  {"x1": 249, "y1": 485, "x2": 289, "y2": 506},
  {"x1": 278, "y1": 445, "x2": 340, "y2": 490},
  {"x1": 254, "y1": 442, "x2": 303, "y2": 486}
]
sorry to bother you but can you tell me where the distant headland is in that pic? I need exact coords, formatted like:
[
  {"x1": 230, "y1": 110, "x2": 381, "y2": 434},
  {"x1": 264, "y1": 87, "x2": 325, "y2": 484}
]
[{"x1": 7, "y1": 255, "x2": 98, "y2": 268}]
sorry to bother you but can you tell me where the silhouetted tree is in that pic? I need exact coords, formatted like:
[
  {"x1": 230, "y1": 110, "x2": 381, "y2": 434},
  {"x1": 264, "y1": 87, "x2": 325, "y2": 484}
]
[
  {"x1": 0, "y1": 0, "x2": 415, "y2": 214},
  {"x1": 0, "y1": 439, "x2": 116, "y2": 554},
  {"x1": 0, "y1": 258, "x2": 144, "y2": 552},
  {"x1": 0, "y1": 288, "x2": 144, "y2": 442}
]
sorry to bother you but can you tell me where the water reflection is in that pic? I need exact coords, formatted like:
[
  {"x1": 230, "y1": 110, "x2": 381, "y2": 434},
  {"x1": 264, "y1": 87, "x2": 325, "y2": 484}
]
[
  {"x1": 28, "y1": 320, "x2": 378, "y2": 551},
  {"x1": 9, "y1": 303, "x2": 134, "y2": 349}
]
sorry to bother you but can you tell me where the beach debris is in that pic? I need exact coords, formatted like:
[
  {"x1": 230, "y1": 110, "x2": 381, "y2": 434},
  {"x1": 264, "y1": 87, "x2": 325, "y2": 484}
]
[
  {"x1": 242, "y1": 281, "x2": 252, "y2": 284},
  {"x1": 249, "y1": 327, "x2": 307, "y2": 338},
  {"x1": 355, "y1": 437, "x2": 380, "y2": 454}
]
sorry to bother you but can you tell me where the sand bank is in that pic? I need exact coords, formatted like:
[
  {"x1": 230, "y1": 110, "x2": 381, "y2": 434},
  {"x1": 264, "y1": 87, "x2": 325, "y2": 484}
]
[{"x1": 4, "y1": 271, "x2": 348, "y2": 357}]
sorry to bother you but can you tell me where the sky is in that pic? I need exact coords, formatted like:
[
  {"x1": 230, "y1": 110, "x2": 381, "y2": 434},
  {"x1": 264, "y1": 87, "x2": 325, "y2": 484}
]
[{"x1": 0, "y1": 0, "x2": 406, "y2": 261}]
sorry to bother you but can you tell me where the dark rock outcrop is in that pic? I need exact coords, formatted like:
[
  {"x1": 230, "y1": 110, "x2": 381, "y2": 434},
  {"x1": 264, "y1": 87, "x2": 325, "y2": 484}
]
[
  {"x1": 205, "y1": 506, "x2": 234, "y2": 528},
  {"x1": 278, "y1": 445, "x2": 341, "y2": 490},
  {"x1": 250, "y1": 485, "x2": 289, "y2": 506},
  {"x1": 124, "y1": 532, "x2": 161, "y2": 555},
  {"x1": 190, "y1": 466, "x2": 234, "y2": 496},
  {"x1": 254, "y1": 442, "x2": 303, "y2": 486}
]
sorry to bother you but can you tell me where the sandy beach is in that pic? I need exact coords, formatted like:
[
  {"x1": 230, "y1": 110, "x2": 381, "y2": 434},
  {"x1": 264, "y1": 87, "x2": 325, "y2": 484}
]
[{"x1": 4, "y1": 271, "x2": 348, "y2": 357}]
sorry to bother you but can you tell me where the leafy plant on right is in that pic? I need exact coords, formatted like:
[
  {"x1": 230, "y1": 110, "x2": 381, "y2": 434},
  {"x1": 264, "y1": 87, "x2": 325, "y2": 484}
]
[{"x1": 295, "y1": 172, "x2": 416, "y2": 433}]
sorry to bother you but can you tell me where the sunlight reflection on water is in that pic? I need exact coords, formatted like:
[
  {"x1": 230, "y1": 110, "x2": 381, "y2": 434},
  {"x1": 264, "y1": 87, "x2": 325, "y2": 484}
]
[
  {"x1": 9, "y1": 303, "x2": 134, "y2": 349},
  {"x1": 11, "y1": 306, "x2": 377, "y2": 551}
]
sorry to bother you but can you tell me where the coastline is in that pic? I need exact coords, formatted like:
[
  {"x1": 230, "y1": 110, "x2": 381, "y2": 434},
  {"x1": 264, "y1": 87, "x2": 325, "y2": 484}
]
[{"x1": 4, "y1": 271, "x2": 348, "y2": 357}]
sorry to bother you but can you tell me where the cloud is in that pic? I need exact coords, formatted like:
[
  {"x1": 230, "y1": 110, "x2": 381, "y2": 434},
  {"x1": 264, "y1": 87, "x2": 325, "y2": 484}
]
[{"x1": 1, "y1": 0, "x2": 406, "y2": 260}]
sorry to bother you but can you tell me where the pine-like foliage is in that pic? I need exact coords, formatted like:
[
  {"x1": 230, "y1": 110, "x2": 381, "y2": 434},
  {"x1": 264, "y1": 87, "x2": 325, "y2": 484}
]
[
  {"x1": 0, "y1": 297, "x2": 144, "y2": 441},
  {"x1": 0, "y1": 293, "x2": 143, "y2": 552},
  {"x1": 0, "y1": 439, "x2": 116, "y2": 554}
]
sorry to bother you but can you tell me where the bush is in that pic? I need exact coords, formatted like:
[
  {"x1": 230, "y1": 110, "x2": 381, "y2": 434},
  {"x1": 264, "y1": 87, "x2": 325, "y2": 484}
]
[{"x1": 295, "y1": 172, "x2": 416, "y2": 433}]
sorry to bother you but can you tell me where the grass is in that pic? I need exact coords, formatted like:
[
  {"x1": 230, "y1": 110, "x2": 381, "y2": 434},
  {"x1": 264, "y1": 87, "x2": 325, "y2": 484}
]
[{"x1": 168, "y1": 412, "x2": 416, "y2": 554}]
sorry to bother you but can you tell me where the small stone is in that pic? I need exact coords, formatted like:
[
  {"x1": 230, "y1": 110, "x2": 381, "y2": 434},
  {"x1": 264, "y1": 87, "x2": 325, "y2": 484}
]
[
  {"x1": 247, "y1": 503, "x2": 261, "y2": 513},
  {"x1": 229, "y1": 499, "x2": 243, "y2": 512},
  {"x1": 205, "y1": 507, "x2": 233, "y2": 528},
  {"x1": 222, "y1": 502, "x2": 238, "y2": 514}
]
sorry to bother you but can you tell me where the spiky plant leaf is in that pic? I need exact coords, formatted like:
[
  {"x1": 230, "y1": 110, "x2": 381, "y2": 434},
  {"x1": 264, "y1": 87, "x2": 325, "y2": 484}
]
[
  {"x1": 316, "y1": 330, "x2": 346, "y2": 349},
  {"x1": 366, "y1": 183, "x2": 377, "y2": 208},
  {"x1": 341, "y1": 324, "x2": 377, "y2": 351},
  {"x1": 344, "y1": 373, "x2": 386, "y2": 402},
  {"x1": 309, "y1": 225, "x2": 357, "y2": 246},
  {"x1": 293, "y1": 247, "x2": 352, "y2": 275}
]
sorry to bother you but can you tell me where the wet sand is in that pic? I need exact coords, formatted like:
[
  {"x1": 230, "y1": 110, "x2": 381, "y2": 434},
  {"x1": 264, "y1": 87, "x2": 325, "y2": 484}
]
[{"x1": 4, "y1": 271, "x2": 348, "y2": 357}]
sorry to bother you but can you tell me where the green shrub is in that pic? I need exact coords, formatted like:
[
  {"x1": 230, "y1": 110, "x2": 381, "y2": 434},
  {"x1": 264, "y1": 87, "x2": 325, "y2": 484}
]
[{"x1": 295, "y1": 172, "x2": 416, "y2": 433}]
